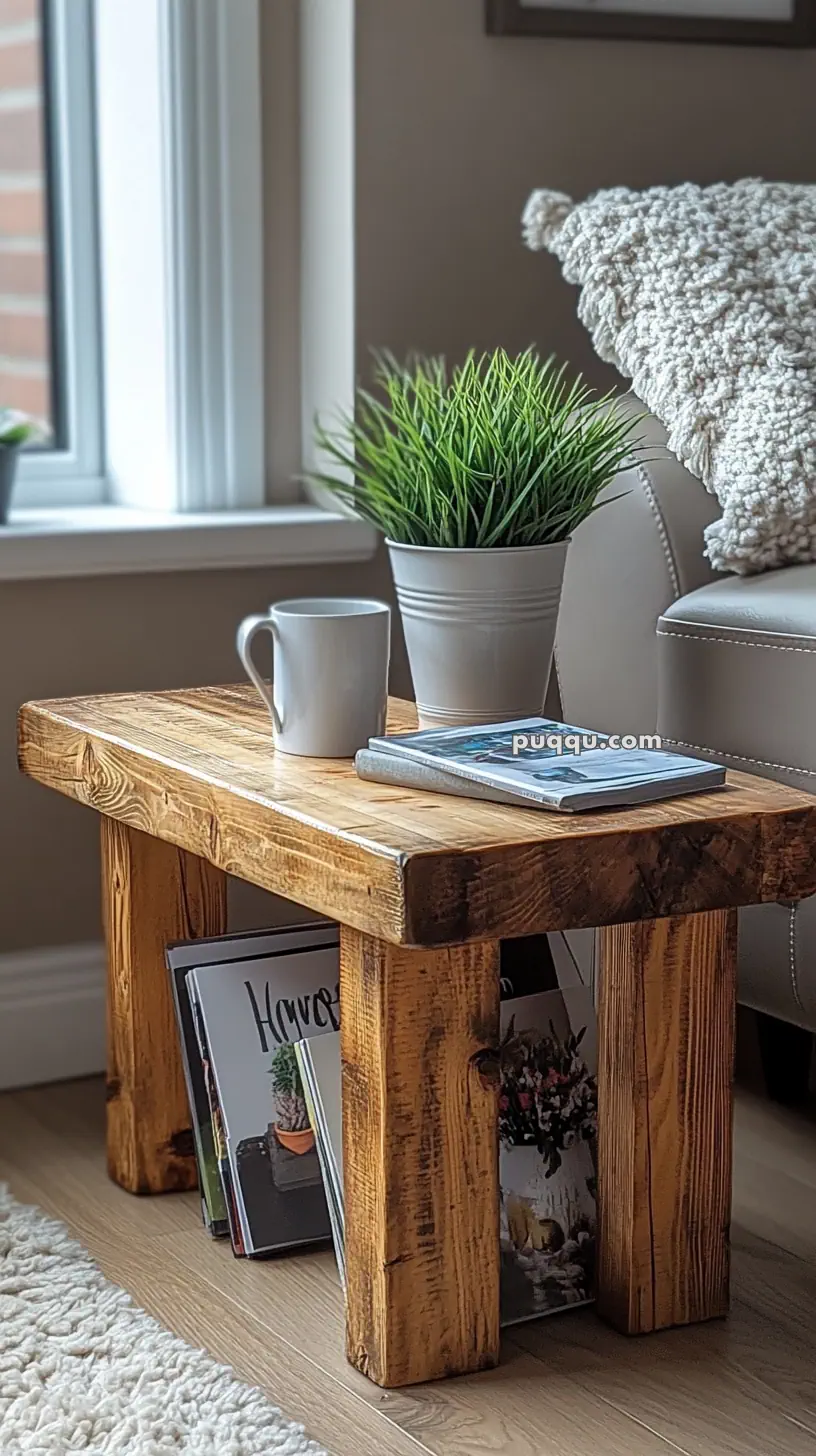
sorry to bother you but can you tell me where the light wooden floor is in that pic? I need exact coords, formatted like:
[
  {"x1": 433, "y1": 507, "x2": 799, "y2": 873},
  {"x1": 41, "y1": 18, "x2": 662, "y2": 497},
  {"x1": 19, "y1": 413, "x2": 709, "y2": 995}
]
[{"x1": 1, "y1": 1079, "x2": 814, "y2": 1456}]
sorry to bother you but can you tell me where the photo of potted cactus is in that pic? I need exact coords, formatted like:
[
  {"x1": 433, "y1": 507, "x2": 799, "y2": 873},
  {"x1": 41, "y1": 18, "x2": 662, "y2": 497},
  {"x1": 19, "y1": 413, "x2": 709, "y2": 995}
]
[
  {"x1": 269, "y1": 1043, "x2": 315, "y2": 1156},
  {"x1": 0, "y1": 408, "x2": 49, "y2": 524},
  {"x1": 311, "y1": 349, "x2": 642, "y2": 728}
]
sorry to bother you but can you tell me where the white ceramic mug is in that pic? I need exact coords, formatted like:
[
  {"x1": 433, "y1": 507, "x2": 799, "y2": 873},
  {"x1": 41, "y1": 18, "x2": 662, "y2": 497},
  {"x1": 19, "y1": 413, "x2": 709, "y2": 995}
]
[{"x1": 236, "y1": 597, "x2": 391, "y2": 757}]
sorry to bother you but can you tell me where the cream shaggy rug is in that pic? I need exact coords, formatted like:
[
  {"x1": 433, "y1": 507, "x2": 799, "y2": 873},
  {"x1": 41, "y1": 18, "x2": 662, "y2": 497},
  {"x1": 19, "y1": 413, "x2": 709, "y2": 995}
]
[{"x1": 0, "y1": 1185, "x2": 328, "y2": 1455}]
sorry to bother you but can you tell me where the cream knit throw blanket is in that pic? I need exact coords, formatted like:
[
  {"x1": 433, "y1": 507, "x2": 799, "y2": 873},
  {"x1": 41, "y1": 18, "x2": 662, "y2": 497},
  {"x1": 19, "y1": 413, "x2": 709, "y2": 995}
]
[{"x1": 523, "y1": 179, "x2": 816, "y2": 575}]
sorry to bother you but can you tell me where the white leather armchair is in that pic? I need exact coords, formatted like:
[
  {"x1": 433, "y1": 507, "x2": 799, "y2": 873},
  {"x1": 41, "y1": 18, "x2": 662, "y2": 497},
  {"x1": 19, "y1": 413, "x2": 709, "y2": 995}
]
[{"x1": 553, "y1": 401, "x2": 816, "y2": 1073}]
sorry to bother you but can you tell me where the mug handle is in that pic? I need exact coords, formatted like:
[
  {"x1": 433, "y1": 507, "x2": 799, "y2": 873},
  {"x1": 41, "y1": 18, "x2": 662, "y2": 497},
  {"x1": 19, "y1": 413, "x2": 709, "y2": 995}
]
[{"x1": 236, "y1": 613, "x2": 282, "y2": 734}]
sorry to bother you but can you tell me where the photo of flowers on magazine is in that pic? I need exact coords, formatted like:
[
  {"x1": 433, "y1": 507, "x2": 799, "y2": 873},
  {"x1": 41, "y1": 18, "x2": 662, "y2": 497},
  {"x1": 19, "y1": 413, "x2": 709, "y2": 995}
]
[{"x1": 499, "y1": 989, "x2": 598, "y2": 1325}]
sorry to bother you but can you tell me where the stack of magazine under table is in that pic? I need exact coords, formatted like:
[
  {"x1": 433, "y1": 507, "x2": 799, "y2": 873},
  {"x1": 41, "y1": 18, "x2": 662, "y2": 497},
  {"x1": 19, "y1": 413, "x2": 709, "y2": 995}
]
[{"x1": 167, "y1": 920, "x2": 600, "y2": 1326}]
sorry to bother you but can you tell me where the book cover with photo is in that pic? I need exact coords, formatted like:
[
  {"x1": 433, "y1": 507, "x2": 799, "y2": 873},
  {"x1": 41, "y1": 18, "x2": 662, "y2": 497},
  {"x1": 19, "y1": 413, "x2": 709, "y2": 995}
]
[
  {"x1": 186, "y1": 928, "x2": 339, "y2": 1257},
  {"x1": 166, "y1": 921, "x2": 338, "y2": 1240},
  {"x1": 298, "y1": 930, "x2": 598, "y2": 1324},
  {"x1": 188, "y1": 989, "x2": 246, "y2": 1254},
  {"x1": 296, "y1": 1033, "x2": 345, "y2": 1289},
  {"x1": 498, "y1": 980, "x2": 597, "y2": 1325}
]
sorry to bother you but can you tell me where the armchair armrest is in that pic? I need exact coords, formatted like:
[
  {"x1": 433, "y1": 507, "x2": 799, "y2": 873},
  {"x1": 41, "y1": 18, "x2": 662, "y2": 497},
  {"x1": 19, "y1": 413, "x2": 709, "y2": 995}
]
[
  {"x1": 657, "y1": 565, "x2": 816, "y2": 1028},
  {"x1": 555, "y1": 400, "x2": 720, "y2": 735},
  {"x1": 658, "y1": 564, "x2": 816, "y2": 788}
]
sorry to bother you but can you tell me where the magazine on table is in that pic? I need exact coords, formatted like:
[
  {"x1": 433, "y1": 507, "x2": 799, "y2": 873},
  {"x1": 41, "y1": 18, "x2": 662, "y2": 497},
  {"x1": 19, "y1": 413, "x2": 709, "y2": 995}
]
[
  {"x1": 357, "y1": 717, "x2": 724, "y2": 812},
  {"x1": 298, "y1": 930, "x2": 598, "y2": 1325},
  {"x1": 182, "y1": 922, "x2": 340, "y2": 1257}
]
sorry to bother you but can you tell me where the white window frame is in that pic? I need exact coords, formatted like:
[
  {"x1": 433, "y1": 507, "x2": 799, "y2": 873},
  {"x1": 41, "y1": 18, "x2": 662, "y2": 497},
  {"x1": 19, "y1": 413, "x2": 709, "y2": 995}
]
[
  {"x1": 94, "y1": 0, "x2": 265, "y2": 512},
  {"x1": 300, "y1": 0, "x2": 355, "y2": 502},
  {"x1": 16, "y1": 0, "x2": 105, "y2": 508}
]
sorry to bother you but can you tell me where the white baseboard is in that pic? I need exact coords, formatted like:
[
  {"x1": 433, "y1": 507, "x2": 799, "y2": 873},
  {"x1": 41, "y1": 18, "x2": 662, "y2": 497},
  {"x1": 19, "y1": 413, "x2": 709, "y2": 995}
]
[{"x1": 0, "y1": 942, "x2": 106, "y2": 1091}]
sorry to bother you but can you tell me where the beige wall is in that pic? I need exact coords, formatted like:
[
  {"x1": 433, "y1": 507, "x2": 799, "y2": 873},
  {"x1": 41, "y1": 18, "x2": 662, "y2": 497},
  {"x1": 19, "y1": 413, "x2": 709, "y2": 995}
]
[
  {"x1": 5, "y1": 0, "x2": 814, "y2": 954},
  {"x1": 355, "y1": 0, "x2": 816, "y2": 380}
]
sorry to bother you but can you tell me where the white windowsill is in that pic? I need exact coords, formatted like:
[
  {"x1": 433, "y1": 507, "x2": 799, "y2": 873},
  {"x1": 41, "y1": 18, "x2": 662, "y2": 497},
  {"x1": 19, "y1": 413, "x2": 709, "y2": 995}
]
[{"x1": 0, "y1": 504, "x2": 378, "y2": 581}]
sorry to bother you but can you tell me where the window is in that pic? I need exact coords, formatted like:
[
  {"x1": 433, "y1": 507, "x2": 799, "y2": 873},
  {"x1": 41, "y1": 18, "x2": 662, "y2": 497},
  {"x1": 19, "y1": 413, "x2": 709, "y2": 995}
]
[
  {"x1": 0, "y1": 0, "x2": 52, "y2": 427},
  {"x1": 93, "y1": 0, "x2": 265, "y2": 512},
  {"x1": 0, "y1": 0, "x2": 376, "y2": 577},
  {"x1": 3, "y1": 0, "x2": 103, "y2": 506},
  {"x1": 6, "y1": 0, "x2": 265, "y2": 514}
]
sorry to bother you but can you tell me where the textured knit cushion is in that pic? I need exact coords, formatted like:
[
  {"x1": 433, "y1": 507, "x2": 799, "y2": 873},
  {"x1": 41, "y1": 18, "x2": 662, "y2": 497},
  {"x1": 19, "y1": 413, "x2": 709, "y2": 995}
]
[{"x1": 523, "y1": 180, "x2": 816, "y2": 575}]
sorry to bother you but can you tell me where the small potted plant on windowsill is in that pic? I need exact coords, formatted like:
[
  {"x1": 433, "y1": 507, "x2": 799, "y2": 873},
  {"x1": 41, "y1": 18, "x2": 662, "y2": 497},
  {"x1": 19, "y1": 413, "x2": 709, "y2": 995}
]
[
  {"x1": 311, "y1": 349, "x2": 642, "y2": 728},
  {"x1": 0, "y1": 409, "x2": 49, "y2": 525}
]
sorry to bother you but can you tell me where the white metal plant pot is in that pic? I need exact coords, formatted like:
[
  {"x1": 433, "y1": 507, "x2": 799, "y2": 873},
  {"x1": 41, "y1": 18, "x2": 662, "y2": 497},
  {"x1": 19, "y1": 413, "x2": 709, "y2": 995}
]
[{"x1": 388, "y1": 539, "x2": 568, "y2": 731}]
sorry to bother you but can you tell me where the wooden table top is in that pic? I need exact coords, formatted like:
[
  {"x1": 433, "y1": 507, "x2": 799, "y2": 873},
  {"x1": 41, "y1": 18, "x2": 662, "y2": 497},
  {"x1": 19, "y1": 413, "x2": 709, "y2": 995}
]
[{"x1": 18, "y1": 684, "x2": 816, "y2": 946}]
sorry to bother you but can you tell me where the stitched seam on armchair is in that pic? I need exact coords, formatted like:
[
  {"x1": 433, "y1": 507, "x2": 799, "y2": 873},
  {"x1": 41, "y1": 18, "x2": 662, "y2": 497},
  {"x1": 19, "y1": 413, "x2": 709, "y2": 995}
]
[
  {"x1": 638, "y1": 465, "x2": 681, "y2": 599},
  {"x1": 657, "y1": 629, "x2": 816, "y2": 654},
  {"x1": 664, "y1": 737, "x2": 816, "y2": 780},
  {"x1": 789, "y1": 904, "x2": 805, "y2": 1013},
  {"x1": 553, "y1": 646, "x2": 563, "y2": 705}
]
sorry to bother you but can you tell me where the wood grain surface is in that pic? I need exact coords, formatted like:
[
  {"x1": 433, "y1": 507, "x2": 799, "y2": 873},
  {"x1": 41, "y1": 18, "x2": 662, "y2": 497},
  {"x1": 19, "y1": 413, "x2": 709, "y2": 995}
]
[
  {"x1": 101, "y1": 819, "x2": 227, "y2": 1193},
  {"x1": 340, "y1": 928, "x2": 501, "y2": 1386},
  {"x1": 18, "y1": 685, "x2": 816, "y2": 945},
  {"x1": 597, "y1": 909, "x2": 738, "y2": 1334}
]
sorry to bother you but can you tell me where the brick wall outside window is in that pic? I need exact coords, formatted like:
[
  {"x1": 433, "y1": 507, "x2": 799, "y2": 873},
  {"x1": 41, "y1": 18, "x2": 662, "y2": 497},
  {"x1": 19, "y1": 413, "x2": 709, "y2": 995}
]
[{"x1": 0, "y1": 0, "x2": 52, "y2": 425}]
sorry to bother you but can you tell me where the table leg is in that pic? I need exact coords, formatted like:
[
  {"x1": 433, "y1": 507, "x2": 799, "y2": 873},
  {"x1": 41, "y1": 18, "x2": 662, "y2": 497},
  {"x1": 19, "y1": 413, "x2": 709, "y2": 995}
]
[
  {"x1": 597, "y1": 908, "x2": 737, "y2": 1334},
  {"x1": 101, "y1": 818, "x2": 227, "y2": 1194},
  {"x1": 340, "y1": 927, "x2": 501, "y2": 1387}
]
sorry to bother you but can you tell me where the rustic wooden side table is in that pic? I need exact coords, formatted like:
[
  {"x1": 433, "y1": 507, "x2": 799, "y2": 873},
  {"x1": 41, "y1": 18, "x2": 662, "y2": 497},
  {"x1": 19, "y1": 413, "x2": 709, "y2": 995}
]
[{"x1": 18, "y1": 685, "x2": 816, "y2": 1388}]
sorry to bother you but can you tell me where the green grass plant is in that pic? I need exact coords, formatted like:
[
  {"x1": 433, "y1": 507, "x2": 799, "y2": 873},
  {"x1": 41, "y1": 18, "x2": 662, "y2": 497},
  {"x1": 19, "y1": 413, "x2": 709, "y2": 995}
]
[{"x1": 310, "y1": 348, "x2": 641, "y2": 549}]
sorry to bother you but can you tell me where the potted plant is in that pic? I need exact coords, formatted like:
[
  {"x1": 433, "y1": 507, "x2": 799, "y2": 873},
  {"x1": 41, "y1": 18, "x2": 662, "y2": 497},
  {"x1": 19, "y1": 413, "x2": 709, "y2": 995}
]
[
  {"x1": 0, "y1": 408, "x2": 49, "y2": 525},
  {"x1": 312, "y1": 349, "x2": 642, "y2": 728},
  {"x1": 269, "y1": 1043, "x2": 314, "y2": 1155}
]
